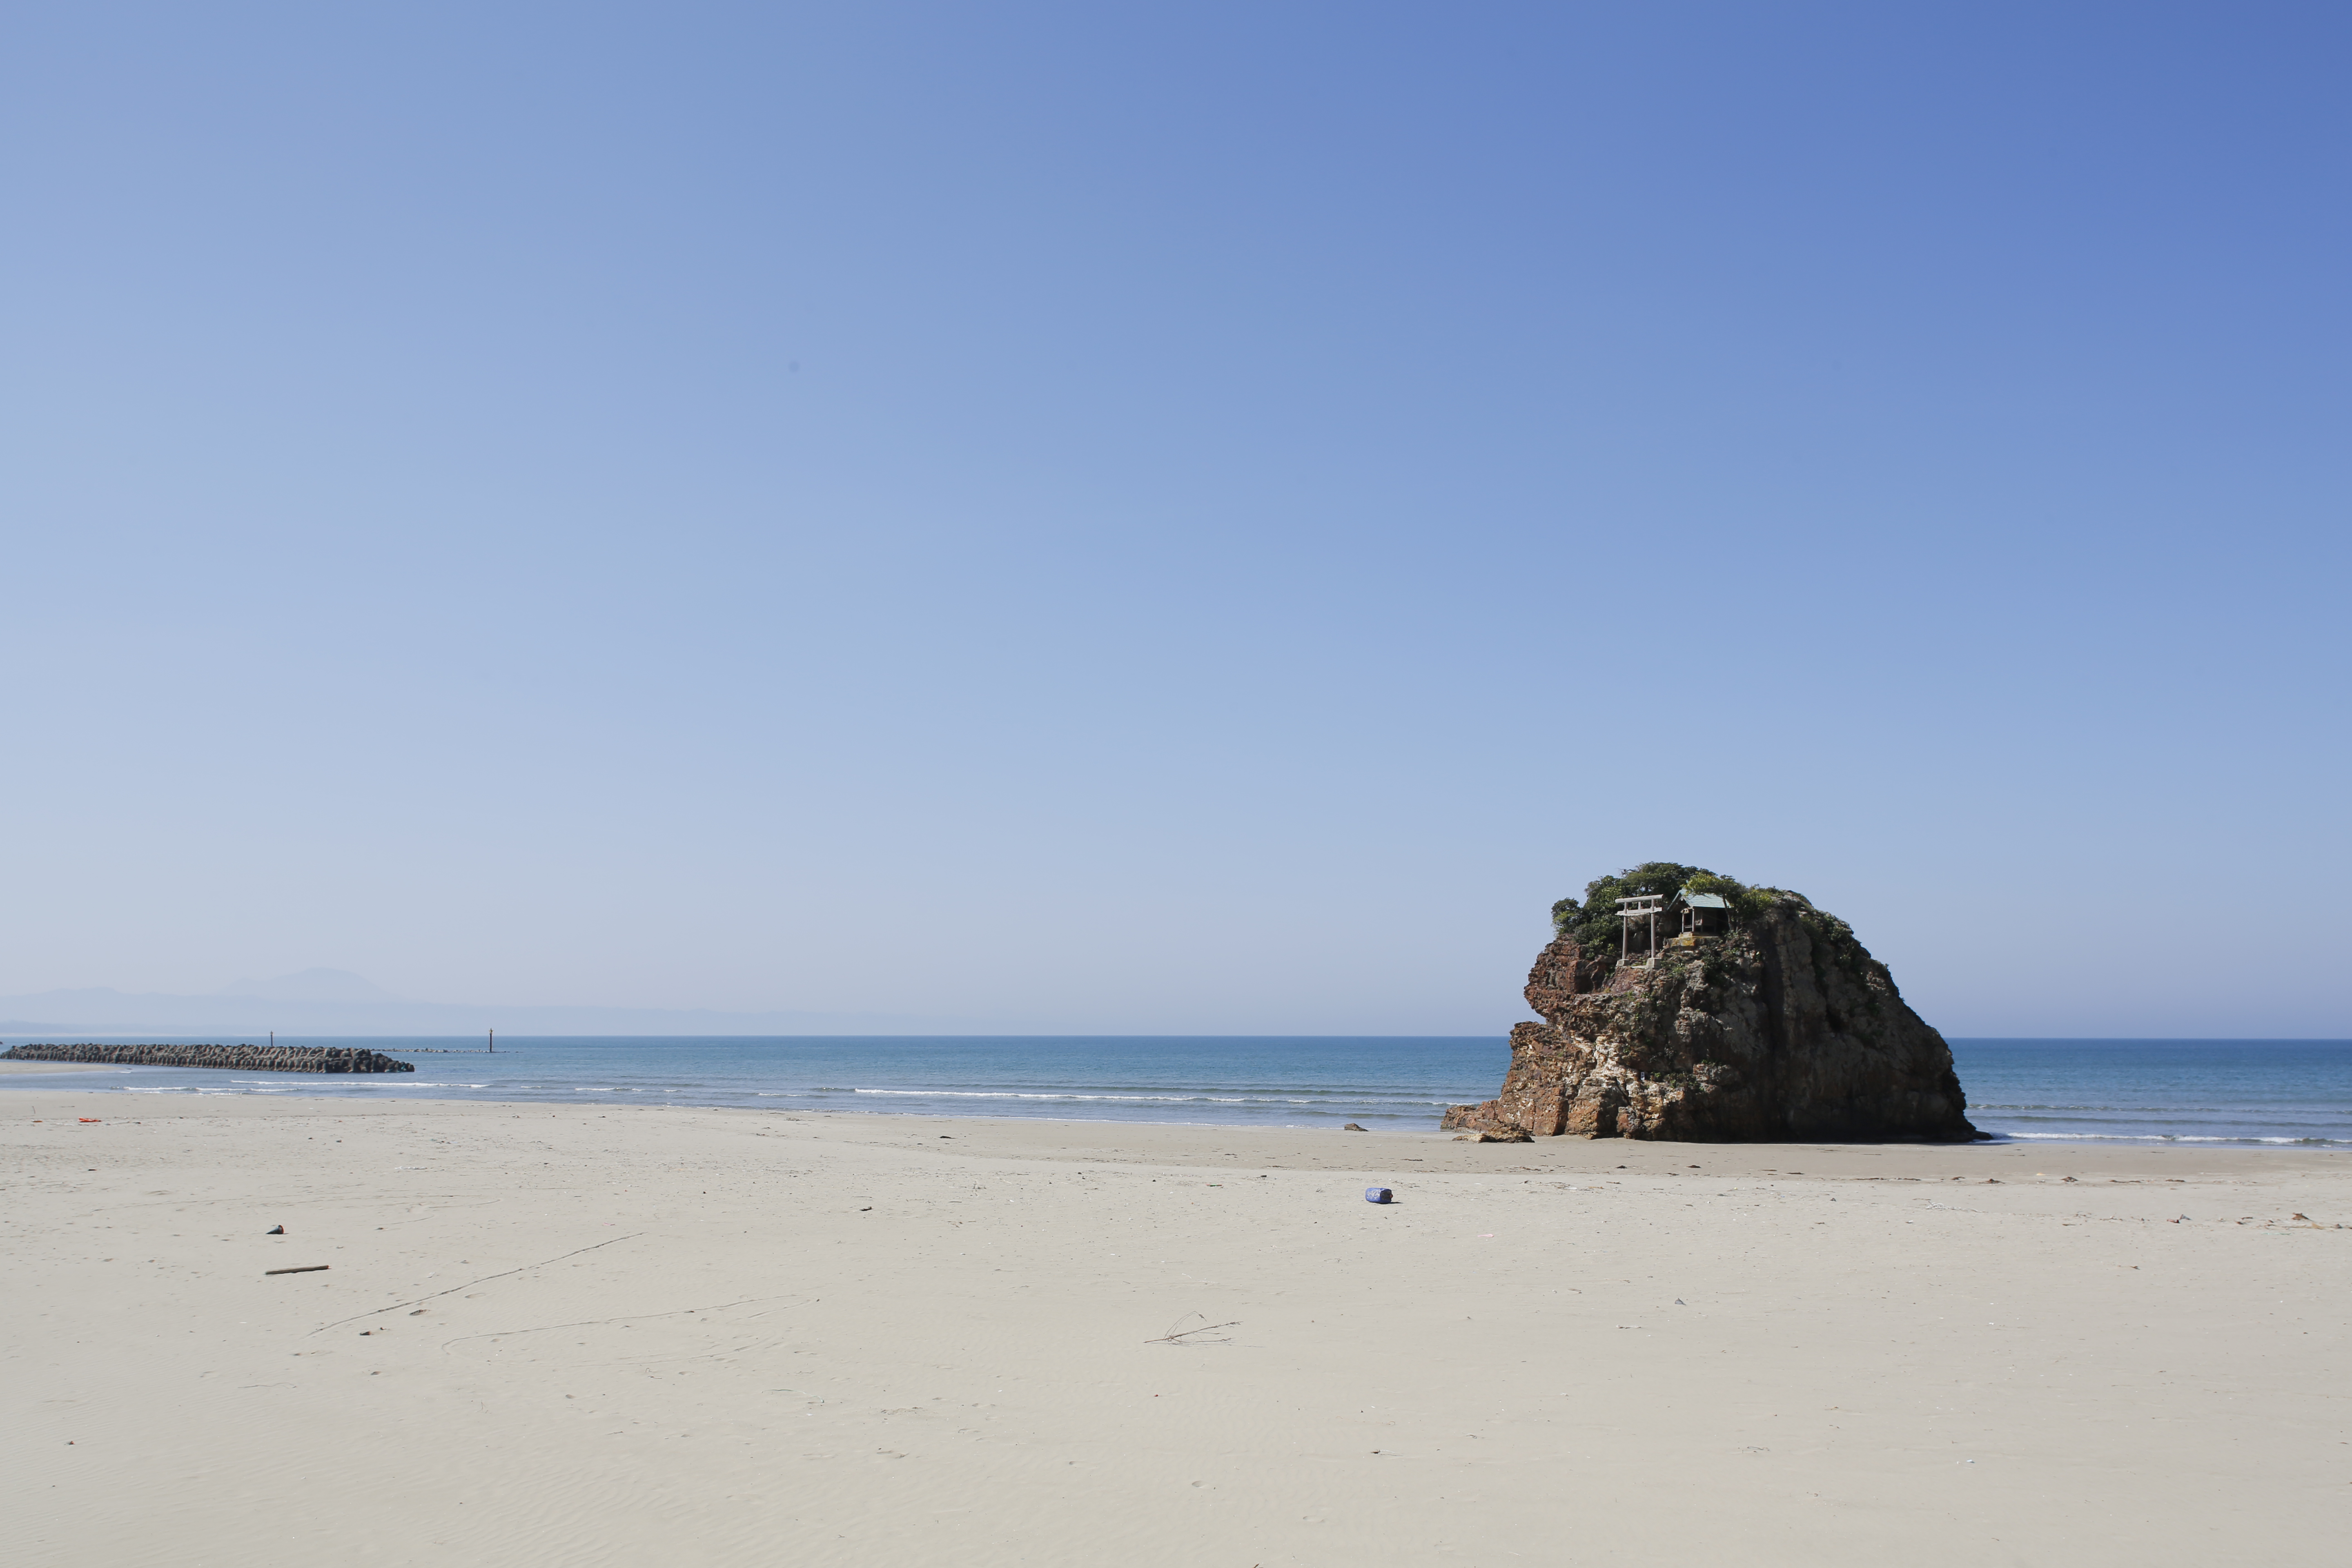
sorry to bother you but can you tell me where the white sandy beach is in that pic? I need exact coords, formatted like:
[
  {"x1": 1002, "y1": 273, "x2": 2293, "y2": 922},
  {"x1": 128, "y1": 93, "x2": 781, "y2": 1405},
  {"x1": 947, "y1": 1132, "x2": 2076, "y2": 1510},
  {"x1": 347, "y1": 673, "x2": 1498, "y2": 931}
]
[{"x1": 5, "y1": 1090, "x2": 2348, "y2": 1566}]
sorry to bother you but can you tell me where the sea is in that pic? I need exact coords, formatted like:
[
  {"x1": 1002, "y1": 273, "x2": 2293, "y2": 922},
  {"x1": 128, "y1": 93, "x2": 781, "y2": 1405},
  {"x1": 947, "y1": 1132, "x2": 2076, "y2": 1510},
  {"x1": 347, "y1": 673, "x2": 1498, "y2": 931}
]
[{"x1": 6, "y1": 1036, "x2": 2352, "y2": 1147}]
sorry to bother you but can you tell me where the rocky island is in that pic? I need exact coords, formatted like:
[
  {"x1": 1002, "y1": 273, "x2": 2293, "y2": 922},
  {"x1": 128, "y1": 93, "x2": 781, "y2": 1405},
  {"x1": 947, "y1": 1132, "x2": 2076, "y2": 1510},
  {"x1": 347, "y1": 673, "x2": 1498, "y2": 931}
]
[{"x1": 1445, "y1": 863, "x2": 1980, "y2": 1142}]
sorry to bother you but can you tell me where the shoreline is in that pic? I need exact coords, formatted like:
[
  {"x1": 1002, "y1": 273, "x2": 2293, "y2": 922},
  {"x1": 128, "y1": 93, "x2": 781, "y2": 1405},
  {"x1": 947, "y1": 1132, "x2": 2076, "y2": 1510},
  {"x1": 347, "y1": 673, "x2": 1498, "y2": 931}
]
[
  {"x1": 12, "y1": 1084, "x2": 2350, "y2": 1180},
  {"x1": 10, "y1": 1073, "x2": 2352, "y2": 1155},
  {"x1": 9, "y1": 1035, "x2": 2348, "y2": 1149}
]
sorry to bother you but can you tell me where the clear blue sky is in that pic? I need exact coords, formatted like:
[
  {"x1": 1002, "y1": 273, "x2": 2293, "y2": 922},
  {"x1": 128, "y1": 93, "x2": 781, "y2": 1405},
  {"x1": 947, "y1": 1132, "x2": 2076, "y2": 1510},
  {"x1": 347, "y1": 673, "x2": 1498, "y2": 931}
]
[{"x1": 4, "y1": 3, "x2": 2345, "y2": 1035}]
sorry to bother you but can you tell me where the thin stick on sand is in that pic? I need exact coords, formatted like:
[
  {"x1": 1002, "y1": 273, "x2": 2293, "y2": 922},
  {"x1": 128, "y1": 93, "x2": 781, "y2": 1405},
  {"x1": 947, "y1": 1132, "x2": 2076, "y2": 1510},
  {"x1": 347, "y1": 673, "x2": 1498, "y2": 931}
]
[
  {"x1": 1147, "y1": 1314, "x2": 1239, "y2": 1345},
  {"x1": 310, "y1": 1232, "x2": 646, "y2": 1334}
]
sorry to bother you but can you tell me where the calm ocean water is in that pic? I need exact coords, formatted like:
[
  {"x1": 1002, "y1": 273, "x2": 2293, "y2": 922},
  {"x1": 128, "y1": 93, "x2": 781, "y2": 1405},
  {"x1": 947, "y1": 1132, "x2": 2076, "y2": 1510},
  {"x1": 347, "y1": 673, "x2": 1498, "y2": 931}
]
[{"x1": 7, "y1": 1036, "x2": 2350, "y2": 1146}]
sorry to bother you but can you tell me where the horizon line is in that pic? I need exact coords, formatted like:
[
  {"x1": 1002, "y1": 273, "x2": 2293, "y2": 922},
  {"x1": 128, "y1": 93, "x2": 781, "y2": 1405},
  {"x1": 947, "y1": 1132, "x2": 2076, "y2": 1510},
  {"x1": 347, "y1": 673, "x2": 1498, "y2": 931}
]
[{"x1": 5, "y1": 1032, "x2": 2349, "y2": 1044}]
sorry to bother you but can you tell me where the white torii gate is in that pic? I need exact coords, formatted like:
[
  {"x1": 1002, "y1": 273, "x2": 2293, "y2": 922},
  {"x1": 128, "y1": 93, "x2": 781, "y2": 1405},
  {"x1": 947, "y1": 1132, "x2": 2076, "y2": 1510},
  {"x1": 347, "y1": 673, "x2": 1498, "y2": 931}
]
[{"x1": 1616, "y1": 893, "x2": 1665, "y2": 968}]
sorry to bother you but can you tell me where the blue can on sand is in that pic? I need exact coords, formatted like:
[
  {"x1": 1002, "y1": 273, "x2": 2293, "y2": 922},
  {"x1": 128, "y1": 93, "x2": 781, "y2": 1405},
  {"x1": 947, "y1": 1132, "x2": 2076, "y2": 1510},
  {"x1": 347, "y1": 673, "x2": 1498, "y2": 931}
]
[{"x1": 1365, "y1": 1187, "x2": 1393, "y2": 1204}]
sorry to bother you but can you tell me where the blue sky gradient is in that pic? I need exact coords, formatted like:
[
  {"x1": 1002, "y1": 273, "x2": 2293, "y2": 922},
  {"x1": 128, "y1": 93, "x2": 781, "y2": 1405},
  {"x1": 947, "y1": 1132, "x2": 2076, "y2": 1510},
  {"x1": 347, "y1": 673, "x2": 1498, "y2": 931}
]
[{"x1": 4, "y1": 3, "x2": 2345, "y2": 1034}]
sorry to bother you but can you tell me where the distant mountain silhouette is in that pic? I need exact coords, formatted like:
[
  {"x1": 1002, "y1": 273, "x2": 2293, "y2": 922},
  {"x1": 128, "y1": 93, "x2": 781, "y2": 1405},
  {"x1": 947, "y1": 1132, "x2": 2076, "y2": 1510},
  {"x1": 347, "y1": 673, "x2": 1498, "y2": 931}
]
[{"x1": 219, "y1": 968, "x2": 401, "y2": 1003}]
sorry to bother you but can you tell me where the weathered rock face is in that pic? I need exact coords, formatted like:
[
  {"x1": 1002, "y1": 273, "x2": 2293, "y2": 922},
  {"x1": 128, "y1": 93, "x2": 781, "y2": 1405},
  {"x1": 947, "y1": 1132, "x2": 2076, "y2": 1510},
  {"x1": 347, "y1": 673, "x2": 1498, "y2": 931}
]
[
  {"x1": 1, "y1": 1042, "x2": 415, "y2": 1074},
  {"x1": 1443, "y1": 895, "x2": 1979, "y2": 1142}
]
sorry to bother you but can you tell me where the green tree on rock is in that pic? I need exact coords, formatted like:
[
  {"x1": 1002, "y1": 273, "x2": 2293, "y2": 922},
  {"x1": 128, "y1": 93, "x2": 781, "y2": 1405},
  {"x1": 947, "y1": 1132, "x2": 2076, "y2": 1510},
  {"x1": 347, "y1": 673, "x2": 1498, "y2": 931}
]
[{"x1": 1551, "y1": 862, "x2": 1793, "y2": 952}]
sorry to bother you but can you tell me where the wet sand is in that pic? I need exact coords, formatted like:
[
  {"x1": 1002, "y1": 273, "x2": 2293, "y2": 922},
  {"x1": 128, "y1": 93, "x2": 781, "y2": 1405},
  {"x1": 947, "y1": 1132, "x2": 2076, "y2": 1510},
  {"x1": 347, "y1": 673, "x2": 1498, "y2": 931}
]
[{"x1": 0, "y1": 1061, "x2": 130, "y2": 1076}]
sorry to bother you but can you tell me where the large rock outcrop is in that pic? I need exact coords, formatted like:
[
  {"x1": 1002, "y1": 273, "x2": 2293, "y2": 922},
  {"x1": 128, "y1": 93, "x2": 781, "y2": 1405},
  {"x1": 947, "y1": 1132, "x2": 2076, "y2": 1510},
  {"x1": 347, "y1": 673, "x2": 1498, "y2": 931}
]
[{"x1": 1443, "y1": 892, "x2": 1979, "y2": 1142}]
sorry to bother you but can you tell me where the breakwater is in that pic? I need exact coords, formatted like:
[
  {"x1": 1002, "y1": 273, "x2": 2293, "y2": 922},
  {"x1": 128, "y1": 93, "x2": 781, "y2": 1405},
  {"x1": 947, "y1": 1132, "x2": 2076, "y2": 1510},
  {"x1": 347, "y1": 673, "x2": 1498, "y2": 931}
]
[{"x1": 0, "y1": 1043, "x2": 415, "y2": 1074}]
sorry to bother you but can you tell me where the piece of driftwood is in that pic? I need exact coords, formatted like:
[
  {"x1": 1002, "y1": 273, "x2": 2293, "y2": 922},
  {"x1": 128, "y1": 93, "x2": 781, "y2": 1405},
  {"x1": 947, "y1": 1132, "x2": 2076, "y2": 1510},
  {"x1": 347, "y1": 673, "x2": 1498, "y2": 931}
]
[{"x1": 267, "y1": 1265, "x2": 331, "y2": 1276}]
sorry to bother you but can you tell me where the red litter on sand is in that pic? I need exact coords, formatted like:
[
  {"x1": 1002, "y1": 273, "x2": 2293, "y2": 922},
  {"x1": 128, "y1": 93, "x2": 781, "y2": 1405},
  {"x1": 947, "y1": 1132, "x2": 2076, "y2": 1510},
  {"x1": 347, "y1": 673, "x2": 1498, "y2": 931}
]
[{"x1": 79, "y1": 1118, "x2": 100, "y2": 1123}]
